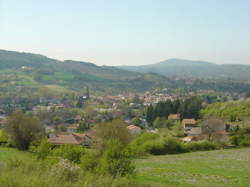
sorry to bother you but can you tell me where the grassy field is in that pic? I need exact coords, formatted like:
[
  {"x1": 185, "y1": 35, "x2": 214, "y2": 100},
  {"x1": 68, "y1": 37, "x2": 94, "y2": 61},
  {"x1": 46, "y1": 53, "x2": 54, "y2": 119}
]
[
  {"x1": 135, "y1": 148, "x2": 250, "y2": 187},
  {"x1": 0, "y1": 147, "x2": 33, "y2": 162},
  {"x1": 1, "y1": 147, "x2": 250, "y2": 186}
]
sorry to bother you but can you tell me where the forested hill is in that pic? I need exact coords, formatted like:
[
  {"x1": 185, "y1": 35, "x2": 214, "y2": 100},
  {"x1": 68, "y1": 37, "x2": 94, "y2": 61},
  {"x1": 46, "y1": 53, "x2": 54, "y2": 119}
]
[
  {"x1": 0, "y1": 49, "x2": 174, "y2": 94},
  {"x1": 1, "y1": 49, "x2": 250, "y2": 98},
  {"x1": 118, "y1": 59, "x2": 250, "y2": 80}
]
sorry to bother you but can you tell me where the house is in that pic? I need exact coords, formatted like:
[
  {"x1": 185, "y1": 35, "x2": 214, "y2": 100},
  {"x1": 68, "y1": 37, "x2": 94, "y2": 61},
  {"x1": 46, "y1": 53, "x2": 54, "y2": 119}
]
[
  {"x1": 66, "y1": 125, "x2": 78, "y2": 133},
  {"x1": 146, "y1": 129, "x2": 159, "y2": 133},
  {"x1": 168, "y1": 114, "x2": 180, "y2": 120},
  {"x1": 182, "y1": 118, "x2": 197, "y2": 131},
  {"x1": 45, "y1": 126, "x2": 55, "y2": 133},
  {"x1": 187, "y1": 127, "x2": 202, "y2": 136},
  {"x1": 182, "y1": 136, "x2": 197, "y2": 142},
  {"x1": 182, "y1": 135, "x2": 206, "y2": 142},
  {"x1": 74, "y1": 115, "x2": 82, "y2": 121},
  {"x1": 0, "y1": 109, "x2": 5, "y2": 115},
  {"x1": 48, "y1": 133, "x2": 92, "y2": 146},
  {"x1": 127, "y1": 125, "x2": 142, "y2": 134},
  {"x1": 0, "y1": 116, "x2": 7, "y2": 129}
]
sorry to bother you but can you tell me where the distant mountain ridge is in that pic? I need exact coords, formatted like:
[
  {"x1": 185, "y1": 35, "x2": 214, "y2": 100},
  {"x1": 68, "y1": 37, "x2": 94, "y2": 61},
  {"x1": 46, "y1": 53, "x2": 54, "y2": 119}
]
[
  {"x1": 1, "y1": 49, "x2": 250, "y2": 97},
  {"x1": 0, "y1": 49, "x2": 174, "y2": 94},
  {"x1": 118, "y1": 59, "x2": 250, "y2": 80}
]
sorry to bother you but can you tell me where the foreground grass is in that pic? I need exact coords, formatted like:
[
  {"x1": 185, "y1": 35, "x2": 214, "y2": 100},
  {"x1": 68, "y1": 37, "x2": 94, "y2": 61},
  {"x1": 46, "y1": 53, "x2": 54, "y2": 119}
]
[
  {"x1": 0, "y1": 147, "x2": 137, "y2": 187},
  {"x1": 0, "y1": 147, "x2": 33, "y2": 162},
  {"x1": 135, "y1": 148, "x2": 250, "y2": 187},
  {"x1": 1, "y1": 147, "x2": 250, "y2": 186}
]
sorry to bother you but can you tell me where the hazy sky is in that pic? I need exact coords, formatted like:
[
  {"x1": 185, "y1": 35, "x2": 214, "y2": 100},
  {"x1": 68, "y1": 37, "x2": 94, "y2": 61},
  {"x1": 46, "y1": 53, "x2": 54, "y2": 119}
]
[{"x1": 0, "y1": 0, "x2": 249, "y2": 66}]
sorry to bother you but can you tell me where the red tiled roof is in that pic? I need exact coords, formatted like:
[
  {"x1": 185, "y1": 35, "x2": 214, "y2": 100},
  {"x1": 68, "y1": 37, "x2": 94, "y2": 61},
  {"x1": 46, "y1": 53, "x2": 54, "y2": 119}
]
[
  {"x1": 182, "y1": 118, "x2": 196, "y2": 125},
  {"x1": 127, "y1": 125, "x2": 141, "y2": 130},
  {"x1": 168, "y1": 114, "x2": 179, "y2": 120},
  {"x1": 48, "y1": 133, "x2": 91, "y2": 145},
  {"x1": 67, "y1": 126, "x2": 77, "y2": 129}
]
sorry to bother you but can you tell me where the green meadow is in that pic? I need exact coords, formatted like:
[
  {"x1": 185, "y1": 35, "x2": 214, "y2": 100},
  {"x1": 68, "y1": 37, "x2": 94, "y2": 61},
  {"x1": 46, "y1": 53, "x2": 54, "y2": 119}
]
[
  {"x1": 135, "y1": 148, "x2": 250, "y2": 187},
  {"x1": 0, "y1": 147, "x2": 250, "y2": 186}
]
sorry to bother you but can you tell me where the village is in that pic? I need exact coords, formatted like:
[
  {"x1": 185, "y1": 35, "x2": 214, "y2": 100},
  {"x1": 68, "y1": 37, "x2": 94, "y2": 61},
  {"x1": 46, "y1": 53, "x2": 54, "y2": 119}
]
[{"x1": 0, "y1": 86, "x2": 240, "y2": 147}]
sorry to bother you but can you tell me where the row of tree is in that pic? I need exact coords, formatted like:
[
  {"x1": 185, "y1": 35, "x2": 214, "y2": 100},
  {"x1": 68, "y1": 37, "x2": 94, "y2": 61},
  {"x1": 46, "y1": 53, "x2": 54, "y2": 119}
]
[{"x1": 146, "y1": 97, "x2": 202, "y2": 124}]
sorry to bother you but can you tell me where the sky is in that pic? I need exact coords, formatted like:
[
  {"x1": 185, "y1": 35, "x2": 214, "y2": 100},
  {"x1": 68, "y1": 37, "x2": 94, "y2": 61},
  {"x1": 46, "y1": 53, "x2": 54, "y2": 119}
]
[{"x1": 0, "y1": 0, "x2": 249, "y2": 66}]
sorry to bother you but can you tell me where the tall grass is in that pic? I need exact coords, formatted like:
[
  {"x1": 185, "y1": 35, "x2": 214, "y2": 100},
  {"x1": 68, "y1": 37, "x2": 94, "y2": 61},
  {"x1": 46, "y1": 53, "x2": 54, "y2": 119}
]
[{"x1": 0, "y1": 154, "x2": 140, "y2": 187}]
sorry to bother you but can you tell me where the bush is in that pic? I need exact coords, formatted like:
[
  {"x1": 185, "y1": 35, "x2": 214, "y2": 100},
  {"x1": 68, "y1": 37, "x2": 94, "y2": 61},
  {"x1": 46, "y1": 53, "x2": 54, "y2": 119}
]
[
  {"x1": 128, "y1": 132, "x2": 160, "y2": 156},
  {"x1": 239, "y1": 136, "x2": 250, "y2": 146},
  {"x1": 144, "y1": 137, "x2": 185, "y2": 155},
  {"x1": 99, "y1": 139, "x2": 135, "y2": 178},
  {"x1": 240, "y1": 126, "x2": 250, "y2": 134},
  {"x1": 51, "y1": 145, "x2": 85, "y2": 164},
  {"x1": 95, "y1": 120, "x2": 132, "y2": 151},
  {"x1": 230, "y1": 126, "x2": 250, "y2": 147},
  {"x1": 230, "y1": 135, "x2": 242, "y2": 146},
  {"x1": 231, "y1": 135, "x2": 250, "y2": 147},
  {"x1": 81, "y1": 149, "x2": 100, "y2": 172},
  {"x1": 171, "y1": 122, "x2": 185, "y2": 137},
  {"x1": 0, "y1": 129, "x2": 8, "y2": 144},
  {"x1": 34, "y1": 139, "x2": 52, "y2": 160},
  {"x1": 0, "y1": 156, "x2": 139, "y2": 186},
  {"x1": 184, "y1": 141, "x2": 219, "y2": 152},
  {"x1": 49, "y1": 158, "x2": 81, "y2": 182}
]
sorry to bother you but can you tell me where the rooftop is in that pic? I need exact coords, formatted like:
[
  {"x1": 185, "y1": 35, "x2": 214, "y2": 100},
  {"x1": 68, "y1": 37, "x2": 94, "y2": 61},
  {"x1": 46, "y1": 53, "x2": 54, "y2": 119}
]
[{"x1": 48, "y1": 133, "x2": 91, "y2": 145}]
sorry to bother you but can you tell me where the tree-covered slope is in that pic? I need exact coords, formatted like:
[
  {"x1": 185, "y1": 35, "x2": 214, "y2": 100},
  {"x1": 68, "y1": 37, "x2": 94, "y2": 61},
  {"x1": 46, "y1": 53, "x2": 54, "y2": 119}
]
[
  {"x1": 118, "y1": 59, "x2": 250, "y2": 80},
  {"x1": 0, "y1": 49, "x2": 174, "y2": 93},
  {"x1": 1, "y1": 49, "x2": 250, "y2": 98},
  {"x1": 200, "y1": 99, "x2": 250, "y2": 121}
]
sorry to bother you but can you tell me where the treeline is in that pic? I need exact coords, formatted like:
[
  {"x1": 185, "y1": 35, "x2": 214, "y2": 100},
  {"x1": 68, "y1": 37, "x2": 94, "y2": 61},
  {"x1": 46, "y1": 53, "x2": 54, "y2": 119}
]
[
  {"x1": 146, "y1": 96, "x2": 202, "y2": 124},
  {"x1": 201, "y1": 99, "x2": 250, "y2": 122}
]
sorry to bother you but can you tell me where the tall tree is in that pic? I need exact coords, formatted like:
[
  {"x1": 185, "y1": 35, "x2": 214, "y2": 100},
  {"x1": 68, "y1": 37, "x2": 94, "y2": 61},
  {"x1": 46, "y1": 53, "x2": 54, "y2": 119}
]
[
  {"x1": 5, "y1": 111, "x2": 44, "y2": 150},
  {"x1": 146, "y1": 104, "x2": 154, "y2": 124},
  {"x1": 201, "y1": 118, "x2": 225, "y2": 141},
  {"x1": 95, "y1": 120, "x2": 132, "y2": 151}
]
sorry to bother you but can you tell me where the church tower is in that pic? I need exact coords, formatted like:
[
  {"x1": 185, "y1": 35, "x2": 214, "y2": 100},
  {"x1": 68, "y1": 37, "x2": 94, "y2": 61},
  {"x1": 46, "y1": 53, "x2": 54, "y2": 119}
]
[{"x1": 86, "y1": 85, "x2": 90, "y2": 99}]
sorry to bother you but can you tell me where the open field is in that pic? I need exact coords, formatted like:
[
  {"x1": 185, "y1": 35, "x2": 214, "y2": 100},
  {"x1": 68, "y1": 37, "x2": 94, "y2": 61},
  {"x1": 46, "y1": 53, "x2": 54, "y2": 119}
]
[
  {"x1": 135, "y1": 148, "x2": 250, "y2": 187},
  {"x1": 0, "y1": 147, "x2": 33, "y2": 162},
  {"x1": 1, "y1": 147, "x2": 250, "y2": 186}
]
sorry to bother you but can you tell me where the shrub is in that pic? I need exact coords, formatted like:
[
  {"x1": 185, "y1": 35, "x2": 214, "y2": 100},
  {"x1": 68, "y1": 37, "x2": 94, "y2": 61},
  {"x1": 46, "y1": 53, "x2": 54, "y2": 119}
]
[
  {"x1": 239, "y1": 136, "x2": 250, "y2": 146},
  {"x1": 99, "y1": 139, "x2": 135, "y2": 177},
  {"x1": 145, "y1": 137, "x2": 185, "y2": 155},
  {"x1": 143, "y1": 140, "x2": 165, "y2": 155},
  {"x1": 240, "y1": 126, "x2": 250, "y2": 134},
  {"x1": 81, "y1": 149, "x2": 100, "y2": 172},
  {"x1": 171, "y1": 122, "x2": 185, "y2": 137},
  {"x1": 35, "y1": 139, "x2": 52, "y2": 160},
  {"x1": 51, "y1": 145, "x2": 85, "y2": 164},
  {"x1": 0, "y1": 129, "x2": 8, "y2": 144},
  {"x1": 230, "y1": 126, "x2": 250, "y2": 147},
  {"x1": 49, "y1": 158, "x2": 81, "y2": 182},
  {"x1": 184, "y1": 141, "x2": 219, "y2": 152},
  {"x1": 95, "y1": 120, "x2": 132, "y2": 151},
  {"x1": 128, "y1": 132, "x2": 160, "y2": 156}
]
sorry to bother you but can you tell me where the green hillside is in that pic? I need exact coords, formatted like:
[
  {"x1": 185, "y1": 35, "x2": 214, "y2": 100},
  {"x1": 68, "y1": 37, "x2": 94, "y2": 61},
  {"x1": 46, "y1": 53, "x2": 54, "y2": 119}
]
[
  {"x1": 119, "y1": 59, "x2": 250, "y2": 80},
  {"x1": 200, "y1": 99, "x2": 250, "y2": 121},
  {"x1": 1, "y1": 50, "x2": 250, "y2": 98},
  {"x1": 0, "y1": 49, "x2": 174, "y2": 95}
]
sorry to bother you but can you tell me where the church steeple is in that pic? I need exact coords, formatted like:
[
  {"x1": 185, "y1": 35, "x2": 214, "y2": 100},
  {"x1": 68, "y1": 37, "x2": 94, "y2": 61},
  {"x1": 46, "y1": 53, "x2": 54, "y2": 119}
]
[{"x1": 86, "y1": 85, "x2": 90, "y2": 99}]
